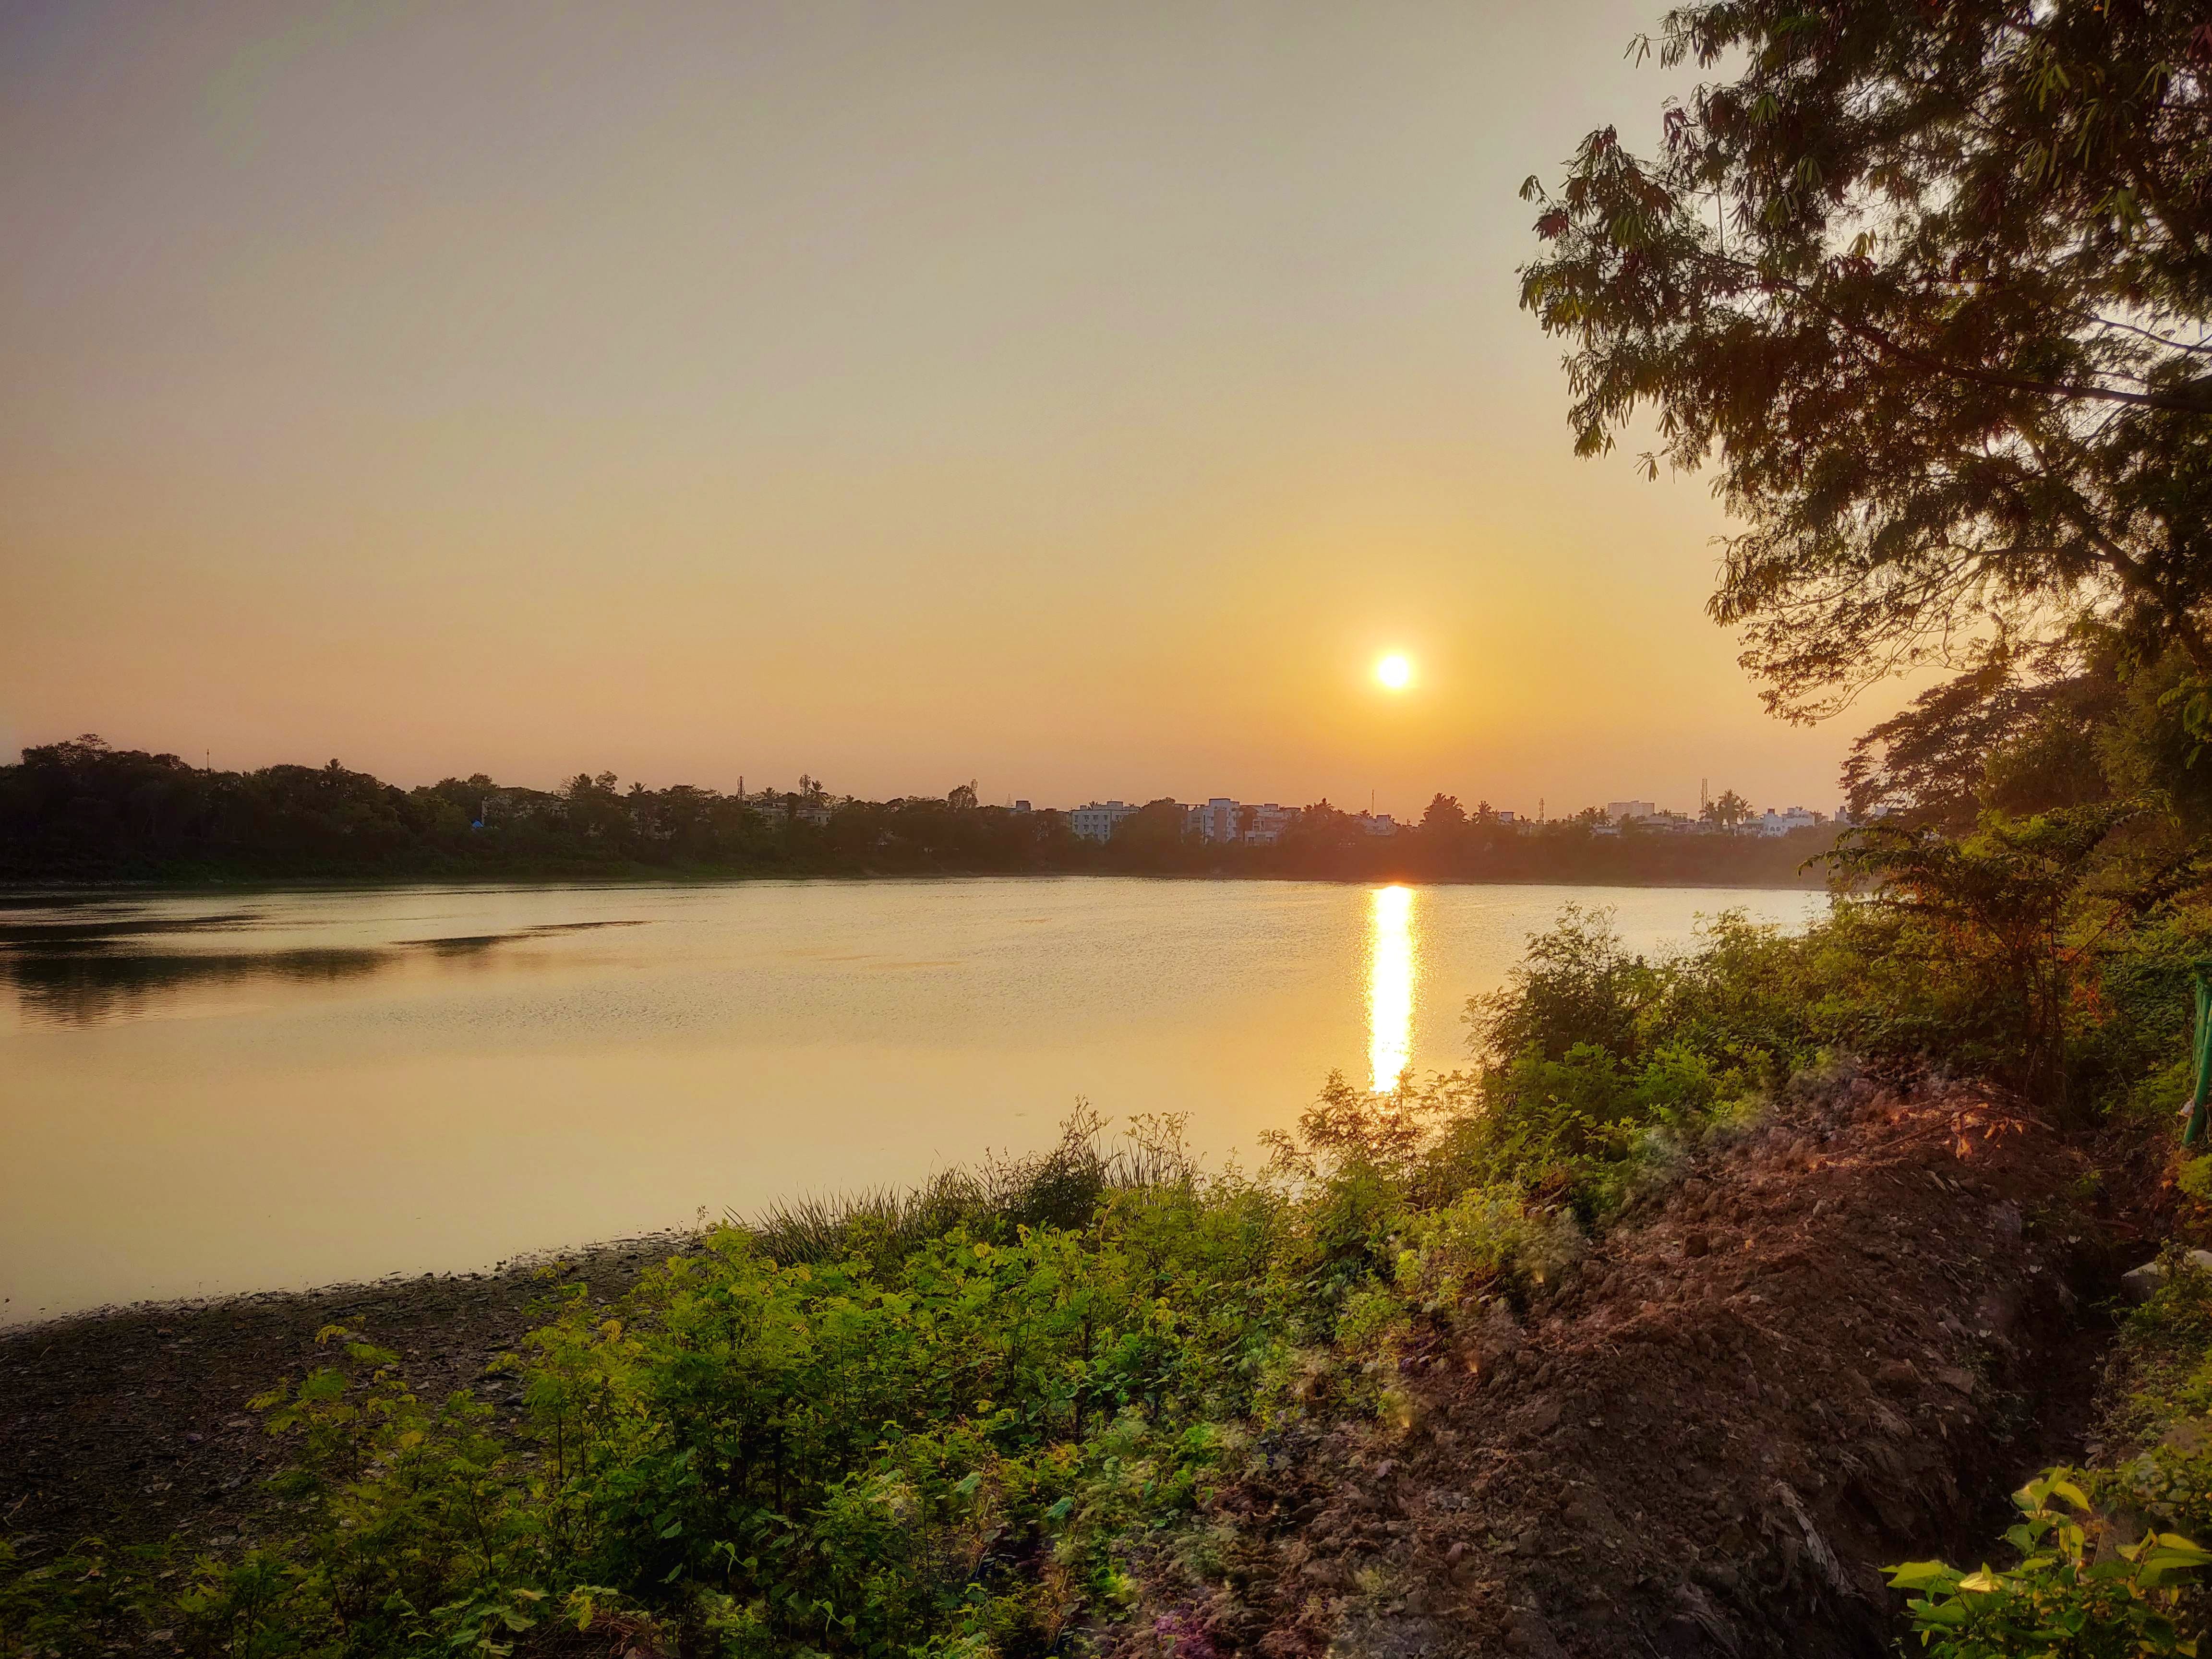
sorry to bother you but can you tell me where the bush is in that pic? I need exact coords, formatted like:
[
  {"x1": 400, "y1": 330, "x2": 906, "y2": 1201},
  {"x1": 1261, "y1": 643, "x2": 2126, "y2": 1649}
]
[{"x1": 1889, "y1": 1475, "x2": 2210, "y2": 1658}]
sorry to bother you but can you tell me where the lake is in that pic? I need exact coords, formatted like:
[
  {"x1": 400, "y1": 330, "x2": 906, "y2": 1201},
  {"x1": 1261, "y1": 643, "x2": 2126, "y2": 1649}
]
[{"x1": 0, "y1": 878, "x2": 1824, "y2": 1323}]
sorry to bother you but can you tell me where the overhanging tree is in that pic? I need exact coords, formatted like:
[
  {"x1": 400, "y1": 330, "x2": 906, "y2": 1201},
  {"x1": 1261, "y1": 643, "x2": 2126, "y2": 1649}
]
[{"x1": 1520, "y1": 0, "x2": 2212, "y2": 720}]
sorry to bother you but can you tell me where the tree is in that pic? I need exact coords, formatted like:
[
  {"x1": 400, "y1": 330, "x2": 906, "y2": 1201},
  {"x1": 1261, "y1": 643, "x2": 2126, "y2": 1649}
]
[
  {"x1": 946, "y1": 780, "x2": 978, "y2": 812},
  {"x1": 1109, "y1": 798, "x2": 1190, "y2": 863},
  {"x1": 1520, "y1": 0, "x2": 2212, "y2": 721},
  {"x1": 1825, "y1": 802, "x2": 2197, "y2": 1109},
  {"x1": 1840, "y1": 635, "x2": 2126, "y2": 827},
  {"x1": 1701, "y1": 789, "x2": 1753, "y2": 831},
  {"x1": 1422, "y1": 793, "x2": 1468, "y2": 833}
]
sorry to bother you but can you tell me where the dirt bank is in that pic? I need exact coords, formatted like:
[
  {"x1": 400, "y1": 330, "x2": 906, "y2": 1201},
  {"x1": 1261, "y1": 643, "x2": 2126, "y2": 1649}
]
[
  {"x1": 0, "y1": 1237, "x2": 685, "y2": 1557},
  {"x1": 1122, "y1": 1074, "x2": 2129, "y2": 1658}
]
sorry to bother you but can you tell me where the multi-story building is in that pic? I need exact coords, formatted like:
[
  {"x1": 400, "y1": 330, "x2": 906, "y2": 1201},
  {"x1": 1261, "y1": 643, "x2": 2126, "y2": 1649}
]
[
  {"x1": 1070, "y1": 795, "x2": 1307, "y2": 845},
  {"x1": 1186, "y1": 797, "x2": 1239, "y2": 842},
  {"x1": 1755, "y1": 806, "x2": 1825, "y2": 837},
  {"x1": 1243, "y1": 803, "x2": 1298, "y2": 844},
  {"x1": 1605, "y1": 799, "x2": 1659, "y2": 824},
  {"x1": 1176, "y1": 798, "x2": 1306, "y2": 844},
  {"x1": 1069, "y1": 800, "x2": 1142, "y2": 842}
]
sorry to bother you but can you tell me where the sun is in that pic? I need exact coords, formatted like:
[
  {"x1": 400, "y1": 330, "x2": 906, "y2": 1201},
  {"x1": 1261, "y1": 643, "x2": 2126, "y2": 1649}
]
[{"x1": 1374, "y1": 651, "x2": 1413, "y2": 691}]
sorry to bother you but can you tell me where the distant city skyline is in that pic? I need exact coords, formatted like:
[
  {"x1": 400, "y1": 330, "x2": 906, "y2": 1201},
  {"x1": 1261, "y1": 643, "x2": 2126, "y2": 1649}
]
[{"x1": 0, "y1": 729, "x2": 1849, "y2": 830}]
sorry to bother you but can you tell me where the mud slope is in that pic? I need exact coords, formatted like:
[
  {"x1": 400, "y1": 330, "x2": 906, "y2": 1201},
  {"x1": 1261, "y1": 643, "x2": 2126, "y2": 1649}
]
[{"x1": 1138, "y1": 1075, "x2": 2115, "y2": 1659}]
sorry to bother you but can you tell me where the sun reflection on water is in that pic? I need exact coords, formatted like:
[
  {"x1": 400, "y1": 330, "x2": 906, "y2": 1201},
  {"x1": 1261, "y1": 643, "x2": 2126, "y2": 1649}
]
[{"x1": 1367, "y1": 884, "x2": 1415, "y2": 1091}]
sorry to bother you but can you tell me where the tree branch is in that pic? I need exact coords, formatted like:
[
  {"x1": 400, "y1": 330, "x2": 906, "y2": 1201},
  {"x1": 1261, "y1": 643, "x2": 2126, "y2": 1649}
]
[{"x1": 1698, "y1": 250, "x2": 2212, "y2": 415}]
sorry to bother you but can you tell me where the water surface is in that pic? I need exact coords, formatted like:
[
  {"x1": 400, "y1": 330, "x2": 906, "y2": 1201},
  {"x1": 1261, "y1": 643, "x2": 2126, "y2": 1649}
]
[{"x1": 0, "y1": 878, "x2": 1822, "y2": 1322}]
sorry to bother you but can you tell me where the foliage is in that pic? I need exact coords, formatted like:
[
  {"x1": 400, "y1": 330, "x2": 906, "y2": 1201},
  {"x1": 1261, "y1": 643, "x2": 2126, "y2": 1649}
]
[
  {"x1": 1520, "y1": 0, "x2": 2212, "y2": 720},
  {"x1": 1889, "y1": 1474, "x2": 2210, "y2": 1659},
  {"x1": 1825, "y1": 805, "x2": 2152, "y2": 1105},
  {"x1": 0, "y1": 734, "x2": 1835, "y2": 887},
  {"x1": 0, "y1": 1534, "x2": 166, "y2": 1659},
  {"x1": 2083, "y1": 1254, "x2": 2212, "y2": 1551},
  {"x1": 1887, "y1": 1260, "x2": 2212, "y2": 1656},
  {"x1": 1841, "y1": 639, "x2": 2108, "y2": 830}
]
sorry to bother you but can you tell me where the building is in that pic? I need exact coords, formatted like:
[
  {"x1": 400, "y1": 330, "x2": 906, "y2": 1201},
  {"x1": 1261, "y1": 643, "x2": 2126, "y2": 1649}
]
[
  {"x1": 1605, "y1": 800, "x2": 1659, "y2": 824},
  {"x1": 1243, "y1": 803, "x2": 1298, "y2": 844},
  {"x1": 1186, "y1": 797, "x2": 1239, "y2": 843},
  {"x1": 1176, "y1": 797, "x2": 1305, "y2": 844},
  {"x1": 1068, "y1": 794, "x2": 1309, "y2": 844},
  {"x1": 1755, "y1": 806, "x2": 1825, "y2": 837},
  {"x1": 1070, "y1": 800, "x2": 1141, "y2": 842},
  {"x1": 1356, "y1": 812, "x2": 1397, "y2": 837}
]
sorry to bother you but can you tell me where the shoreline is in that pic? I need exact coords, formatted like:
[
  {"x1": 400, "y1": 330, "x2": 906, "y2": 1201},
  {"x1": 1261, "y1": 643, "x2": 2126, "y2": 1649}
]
[
  {"x1": 0, "y1": 1234, "x2": 693, "y2": 1555},
  {"x1": 0, "y1": 865, "x2": 1832, "y2": 901}
]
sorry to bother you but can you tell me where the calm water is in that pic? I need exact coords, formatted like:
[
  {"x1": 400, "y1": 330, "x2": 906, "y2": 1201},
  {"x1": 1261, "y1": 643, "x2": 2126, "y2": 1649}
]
[{"x1": 0, "y1": 878, "x2": 1823, "y2": 1323}]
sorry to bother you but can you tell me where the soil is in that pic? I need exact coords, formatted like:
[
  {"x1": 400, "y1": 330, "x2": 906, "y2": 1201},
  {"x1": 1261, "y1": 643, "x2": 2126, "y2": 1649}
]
[
  {"x1": 1118, "y1": 1071, "x2": 2138, "y2": 1658},
  {"x1": 0, "y1": 1236, "x2": 686, "y2": 1558}
]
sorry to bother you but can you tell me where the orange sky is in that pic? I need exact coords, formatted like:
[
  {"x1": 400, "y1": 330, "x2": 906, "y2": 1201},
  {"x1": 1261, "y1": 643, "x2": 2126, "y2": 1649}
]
[{"x1": 0, "y1": 0, "x2": 1905, "y2": 820}]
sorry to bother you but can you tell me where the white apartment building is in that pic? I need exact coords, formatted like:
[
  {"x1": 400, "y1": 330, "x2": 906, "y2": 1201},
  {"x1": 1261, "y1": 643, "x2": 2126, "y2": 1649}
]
[
  {"x1": 1187, "y1": 797, "x2": 1239, "y2": 842},
  {"x1": 1183, "y1": 797, "x2": 1305, "y2": 844},
  {"x1": 1243, "y1": 803, "x2": 1298, "y2": 844},
  {"x1": 1605, "y1": 800, "x2": 1659, "y2": 824},
  {"x1": 1070, "y1": 795, "x2": 1305, "y2": 845},
  {"x1": 1069, "y1": 800, "x2": 1142, "y2": 842},
  {"x1": 1755, "y1": 806, "x2": 1825, "y2": 837}
]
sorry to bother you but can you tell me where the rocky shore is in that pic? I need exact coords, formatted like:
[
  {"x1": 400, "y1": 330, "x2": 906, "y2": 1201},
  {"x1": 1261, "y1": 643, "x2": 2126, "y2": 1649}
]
[{"x1": 0, "y1": 1236, "x2": 685, "y2": 1559}]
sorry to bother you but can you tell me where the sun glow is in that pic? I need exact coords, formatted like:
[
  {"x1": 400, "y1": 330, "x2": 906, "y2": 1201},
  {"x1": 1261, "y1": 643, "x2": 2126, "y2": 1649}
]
[
  {"x1": 1367, "y1": 884, "x2": 1415, "y2": 1092},
  {"x1": 1374, "y1": 652, "x2": 1413, "y2": 690}
]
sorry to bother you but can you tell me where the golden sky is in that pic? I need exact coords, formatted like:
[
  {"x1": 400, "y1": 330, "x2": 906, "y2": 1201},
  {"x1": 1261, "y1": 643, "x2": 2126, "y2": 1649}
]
[{"x1": 0, "y1": 0, "x2": 1897, "y2": 819}]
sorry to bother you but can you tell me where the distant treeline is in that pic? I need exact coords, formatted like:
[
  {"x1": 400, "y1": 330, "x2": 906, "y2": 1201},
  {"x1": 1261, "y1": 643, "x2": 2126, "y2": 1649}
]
[{"x1": 0, "y1": 736, "x2": 1833, "y2": 886}]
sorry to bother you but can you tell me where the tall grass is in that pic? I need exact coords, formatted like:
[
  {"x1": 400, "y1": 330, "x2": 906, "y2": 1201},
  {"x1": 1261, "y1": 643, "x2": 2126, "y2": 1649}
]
[{"x1": 735, "y1": 1103, "x2": 1199, "y2": 1269}]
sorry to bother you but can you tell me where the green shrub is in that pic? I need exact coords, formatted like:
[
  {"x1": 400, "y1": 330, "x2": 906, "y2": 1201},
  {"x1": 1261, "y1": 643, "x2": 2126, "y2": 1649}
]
[{"x1": 1889, "y1": 1475, "x2": 2209, "y2": 1658}]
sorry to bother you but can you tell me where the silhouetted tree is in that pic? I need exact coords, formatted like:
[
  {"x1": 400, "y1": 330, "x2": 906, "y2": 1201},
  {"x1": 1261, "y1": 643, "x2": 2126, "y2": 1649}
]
[{"x1": 1521, "y1": 0, "x2": 2212, "y2": 720}]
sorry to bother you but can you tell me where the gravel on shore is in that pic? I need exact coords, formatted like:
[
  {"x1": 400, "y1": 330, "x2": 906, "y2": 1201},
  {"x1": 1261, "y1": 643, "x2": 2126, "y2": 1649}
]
[{"x1": 0, "y1": 1235, "x2": 690, "y2": 1558}]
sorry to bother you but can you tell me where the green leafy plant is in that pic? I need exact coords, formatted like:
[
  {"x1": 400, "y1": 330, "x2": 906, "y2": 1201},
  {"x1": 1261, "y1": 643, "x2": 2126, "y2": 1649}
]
[{"x1": 1889, "y1": 1474, "x2": 2210, "y2": 1658}]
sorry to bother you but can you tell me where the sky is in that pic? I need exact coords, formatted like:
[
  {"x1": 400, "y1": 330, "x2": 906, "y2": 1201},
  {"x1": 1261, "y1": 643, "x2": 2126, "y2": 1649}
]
[{"x1": 0, "y1": 0, "x2": 1905, "y2": 819}]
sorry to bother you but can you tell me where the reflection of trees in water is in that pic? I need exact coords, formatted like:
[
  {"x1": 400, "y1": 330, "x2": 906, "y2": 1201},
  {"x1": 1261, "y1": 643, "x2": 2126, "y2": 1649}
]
[
  {"x1": 0, "y1": 914, "x2": 649, "y2": 1026},
  {"x1": 0, "y1": 912, "x2": 265, "y2": 947},
  {"x1": 1, "y1": 946, "x2": 397, "y2": 1026}
]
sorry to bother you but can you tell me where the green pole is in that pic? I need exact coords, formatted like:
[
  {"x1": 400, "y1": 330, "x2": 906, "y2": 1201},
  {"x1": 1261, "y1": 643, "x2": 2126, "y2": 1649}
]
[{"x1": 2189, "y1": 971, "x2": 2212, "y2": 1147}]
